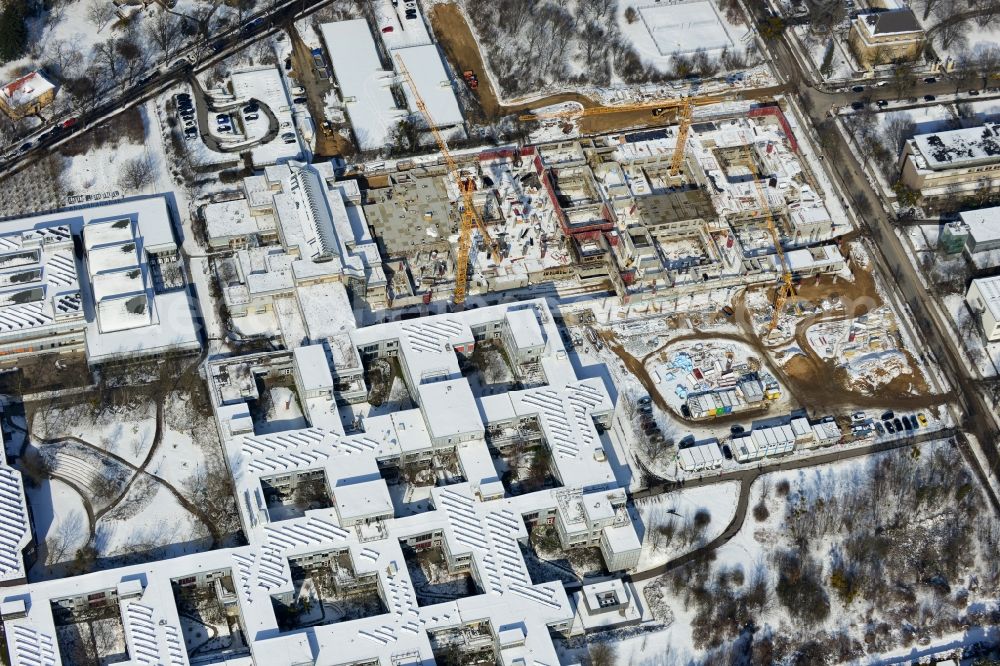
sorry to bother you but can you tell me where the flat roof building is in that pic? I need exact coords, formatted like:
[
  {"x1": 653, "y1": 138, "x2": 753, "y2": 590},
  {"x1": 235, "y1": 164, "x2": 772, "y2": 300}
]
[
  {"x1": 958, "y1": 207, "x2": 1000, "y2": 255},
  {"x1": 0, "y1": 197, "x2": 199, "y2": 366},
  {"x1": 967, "y1": 276, "x2": 1000, "y2": 342},
  {"x1": 319, "y1": 20, "x2": 407, "y2": 151},
  {"x1": 899, "y1": 123, "x2": 1000, "y2": 198}
]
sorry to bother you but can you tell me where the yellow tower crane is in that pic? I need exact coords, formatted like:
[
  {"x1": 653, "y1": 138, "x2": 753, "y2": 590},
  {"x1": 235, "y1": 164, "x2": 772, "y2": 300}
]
[
  {"x1": 519, "y1": 93, "x2": 730, "y2": 176},
  {"x1": 742, "y1": 143, "x2": 794, "y2": 333},
  {"x1": 395, "y1": 55, "x2": 500, "y2": 306}
]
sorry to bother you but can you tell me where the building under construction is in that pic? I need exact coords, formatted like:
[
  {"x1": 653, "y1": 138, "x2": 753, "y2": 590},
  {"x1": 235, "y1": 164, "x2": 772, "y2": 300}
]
[{"x1": 361, "y1": 103, "x2": 847, "y2": 309}]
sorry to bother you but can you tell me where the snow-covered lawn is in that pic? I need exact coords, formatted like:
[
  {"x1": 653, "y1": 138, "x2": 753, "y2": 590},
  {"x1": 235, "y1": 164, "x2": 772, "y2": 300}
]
[
  {"x1": 632, "y1": 481, "x2": 740, "y2": 571},
  {"x1": 630, "y1": 439, "x2": 1000, "y2": 663},
  {"x1": 618, "y1": 0, "x2": 750, "y2": 71}
]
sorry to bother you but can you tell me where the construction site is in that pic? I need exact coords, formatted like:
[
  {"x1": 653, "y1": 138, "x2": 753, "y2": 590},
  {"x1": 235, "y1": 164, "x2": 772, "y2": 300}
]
[{"x1": 360, "y1": 92, "x2": 847, "y2": 314}]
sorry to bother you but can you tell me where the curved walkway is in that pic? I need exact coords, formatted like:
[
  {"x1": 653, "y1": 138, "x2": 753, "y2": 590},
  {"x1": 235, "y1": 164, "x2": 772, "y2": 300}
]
[
  {"x1": 628, "y1": 426, "x2": 956, "y2": 582},
  {"x1": 189, "y1": 75, "x2": 279, "y2": 153}
]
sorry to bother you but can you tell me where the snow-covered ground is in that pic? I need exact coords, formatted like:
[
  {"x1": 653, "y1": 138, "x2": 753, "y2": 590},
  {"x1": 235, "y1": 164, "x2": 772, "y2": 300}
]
[
  {"x1": 617, "y1": 0, "x2": 751, "y2": 73},
  {"x1": 632, "y1": 481, "x2": 740, "y2": 571},
  {"x1": 604, "y1": 438, "x2": 998, "y2": 664}
]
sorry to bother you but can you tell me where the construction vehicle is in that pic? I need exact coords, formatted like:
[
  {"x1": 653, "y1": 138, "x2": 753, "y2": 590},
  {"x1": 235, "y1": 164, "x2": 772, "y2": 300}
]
[
  {"x1": 519, "y1": 93, "x2": 730, "y2": 177},
  {"x1": 742, "y1": 142, "x2": 794, "y2": 334},
  {"x1": 462, "y1": 70, "x2": 479, "y2": 89},
  {"x1": 395, "y1": 55, "x2": 500, "y2": 305}
]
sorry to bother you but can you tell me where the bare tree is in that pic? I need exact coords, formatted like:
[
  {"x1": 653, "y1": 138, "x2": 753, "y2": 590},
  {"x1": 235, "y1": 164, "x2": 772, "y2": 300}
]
[
  {"x1": 48, "y1": 510, "x2": 86, "y2": 566},
  {"x1": 94, "y1": 38, "x2": 122, "y2": 81},
  {"x1": 589, "y1": 642, "x2": 617, "y2": 666},
  {"x1": 119, "y1": 155, "x2": 154, "y2": 191},
  {"x1": 116, "y1": 37, "x2": 146, "y2": 88},
  {"x1": 86, "y1": 0, "x2": 116, "y2": 32},
  {"x1": 977, "y1": 46, "x2": 1000, "y2": 89},
  {"x1": 146, "y1": 10, "x2": 183, "y2": 61},
  {"x1": 883, "y1": 113, "x2": 916, "y2": 155}
]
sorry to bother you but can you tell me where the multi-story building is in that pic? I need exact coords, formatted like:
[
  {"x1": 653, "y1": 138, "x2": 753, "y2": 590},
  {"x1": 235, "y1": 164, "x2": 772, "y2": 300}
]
[
  {"x1": 898, "y1": 123, "x2": 1000, "y2": 199},
  {"x1": 848, "y1": 9, "x2": 925, "y2": 68},
  {"x1": 967, "y1": 276, "x2": 1000, "y2": 341},
  {"x1": 0, "y1": 197, "x2": 199, "y2": 366},
  {"x1": 0, "y1": 72, "x2": 55, "y2": 120}
]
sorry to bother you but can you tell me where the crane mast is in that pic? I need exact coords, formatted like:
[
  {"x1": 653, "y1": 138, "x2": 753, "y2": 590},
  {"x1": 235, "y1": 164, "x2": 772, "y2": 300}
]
[{"x1": 395, "y1": 55, "x2": 499, "y2": 306}]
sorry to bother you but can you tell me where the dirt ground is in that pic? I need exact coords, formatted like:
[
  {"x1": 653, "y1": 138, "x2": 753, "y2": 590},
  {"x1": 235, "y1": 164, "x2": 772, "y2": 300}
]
[
  {"x1": 428, "y1": 2, "x2": 789, "y2": 134},
  {"x1": 765, "y1": 257, "x2": 941, "y2": 409},
  {"x1": 428, "y1": 3, "x2": 594, "y2": 121},
  {"x1": 598, "y1": 251, "x2": 949, "y2": 422},
  {"x1": 288, "y1": 25, "x2": 354, "y2": 158},
  {"x1": 428, "y1": 4, "x2": 682, "y2": 134}
]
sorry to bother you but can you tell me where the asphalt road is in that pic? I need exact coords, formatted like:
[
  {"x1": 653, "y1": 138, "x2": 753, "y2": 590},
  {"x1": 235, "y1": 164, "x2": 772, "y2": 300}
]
[
  {"x1": 628, "y1": 427, "x2": 957, "y2": 582},
  {"x1": 742, "y1": 6, "x2": 1000, "y2": 513},
  {"x1": 0, "y1": 0, "x2": 334, "y2": 178}
]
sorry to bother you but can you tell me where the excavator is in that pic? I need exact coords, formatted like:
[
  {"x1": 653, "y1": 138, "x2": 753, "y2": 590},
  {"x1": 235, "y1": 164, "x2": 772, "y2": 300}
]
[{"x1": 395, "y1": 55, "x2": 501, "y2": 306}]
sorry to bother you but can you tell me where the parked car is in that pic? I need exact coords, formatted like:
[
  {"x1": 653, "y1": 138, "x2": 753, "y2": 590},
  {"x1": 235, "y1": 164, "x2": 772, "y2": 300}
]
[
  {"x1": 722, "y1": 444, "x2": 733, "y2": 461},
  {"x1": 876, "y1": 99, "x2": 888, "y2": 108},
  {"x1": 881, "y1": 410, "x2": 894, "y2": 421},
  {"x1": 924, "y1": 76, "x2": 937, "y2": 83},
  {"x1": 730, "y1": 424, "x2": 745, "y2": 435},
  {"x1": 851, "y1": 411, "x2": 866, "y2": 423},
  {"x1": 924, "y1": 94, "x2": 936, "y2": 102},
  {"x1": 901, "y1": 417, "x2": 913, "y2": 431},
  {"x1": 243, "y1": 103, "x2": 259, "y2": 113},
  {"x1": 885, "y1": 420, "x2": 895, "y2": 434},
  {"x1": 851, "y1": 101, "x2": 864, "y2": 111},
  {"x1": 293, "y1": 97, "x2": 307, "y2": 105},
  {"x1": 678, "y1": 435, "x2": 695, "y2": 449},
  {"x1": 893, "y1": 417, "x2": 903, "y2": 431},
  {"x1": 245, "y1": 113, "x2": 259, "y2": 121},
  {"x1": 917, "y1": 413, "x2": 928, "y2": 427},
  {"x1": 382, "y1": 25, "x2": 394, "y2": 33},
  {"x1": 874, "y1": 422, "x2": 885, "y2": 435},
  {"x1": 851, "y1": 85, "x2": 865, "y2": 93},
  {"x1": 969, "y1": 89, "x2": 981, "y2": 96},
  {"x1": 216, "y1": 114, "x2": 230, "y2": 124}
]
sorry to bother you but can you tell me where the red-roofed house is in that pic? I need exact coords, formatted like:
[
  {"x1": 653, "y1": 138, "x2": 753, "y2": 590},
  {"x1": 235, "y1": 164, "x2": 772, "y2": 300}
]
[{"x1": 0, "y1": 72, "x2": 56, "y2": 120}]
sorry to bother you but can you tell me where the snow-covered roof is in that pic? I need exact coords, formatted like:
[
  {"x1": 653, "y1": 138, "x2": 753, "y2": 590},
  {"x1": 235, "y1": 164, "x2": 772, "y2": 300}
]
[
  {"x1": 333, "y1": 479, "x2": 393, "y2": 522},
  {"x1": 678, "y1": 441, "x2": 723, "y2": 471},
  {"x1": 2, "y1": 298, "x2": 639, "y2": 666},
  {"x1": 0, "y1": 71, "x2": 54, "y2": 109},
  {"x1": 959, "y1": 207, "x2": 1000, "y2": 247},
  {"x1": 293, "y1": 344, "x2": 334, "y2": 393},
  {"x1": 86, "y1": 289, "x2": 200, "y2": 362},
  {"x1": 394, "y1": 44, "x2": 464, "y2": 128},
  {"x1": 910, "y1": 123, "x2": 1000, "y2": 171},
  {"x1": 0, "y1": 444, "x2": 30, "y2": 585},
  {"x1": 971, "y1": 275, "x2": 1000, "y2": 322},
  {"x1": 418, "y1": 379, "x2": 484, "y2": 441},
  {"x1": 319, "y1": 20, "x2": 406, "y2": 151},
  {"x1": 784, "y1": 245, "x2": 844, "y2": 273},
  {"x1": 505, "y1": 308, "x2": 545, "y2": 350}
]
